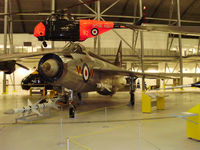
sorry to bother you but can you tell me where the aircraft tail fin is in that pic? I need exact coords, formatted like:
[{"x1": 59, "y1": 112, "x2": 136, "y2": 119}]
[{"x1": 114, "y1": 41, "x2": 122, "y2": 67}]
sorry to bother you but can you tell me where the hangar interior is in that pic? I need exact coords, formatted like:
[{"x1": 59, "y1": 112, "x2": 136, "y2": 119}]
[{"x1": 0, "y1": 0, "x2": 200, "y2": 150}]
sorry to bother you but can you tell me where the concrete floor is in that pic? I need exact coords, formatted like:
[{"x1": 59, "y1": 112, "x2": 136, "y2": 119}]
[{"x1": 0, "y1": 89, "x2": 200, "y2": 150}]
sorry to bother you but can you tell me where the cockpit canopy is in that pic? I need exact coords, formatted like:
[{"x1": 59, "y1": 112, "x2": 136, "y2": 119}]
[{"x1": 62, "y1": 43, "x2": 87, "y2": 57}]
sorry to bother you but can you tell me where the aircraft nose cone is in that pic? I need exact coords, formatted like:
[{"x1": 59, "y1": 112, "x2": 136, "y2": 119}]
[
  {"x1": 41, "y1": 59, "x2": 59, "y2": 77},
  {"x1": 33, "y1": 22, "x2": 45, "y2": 37}
]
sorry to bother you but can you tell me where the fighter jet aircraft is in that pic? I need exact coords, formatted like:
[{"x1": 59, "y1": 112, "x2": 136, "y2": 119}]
[{"x1": 0, "y1": 42, "x2": 169, "y2": 109}]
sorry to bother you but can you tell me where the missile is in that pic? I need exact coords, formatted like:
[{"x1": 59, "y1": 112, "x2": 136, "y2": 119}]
[{"x1": 4, "y1": 99, "x2": 59, "y2": 116}]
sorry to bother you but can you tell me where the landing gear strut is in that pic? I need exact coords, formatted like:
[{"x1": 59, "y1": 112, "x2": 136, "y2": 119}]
[
  {"x1": 130, "y1": 93, "x2": 135, "y2": 106},
  {"x1": 77, "y1": 92, "x2": 82, "y2": 105},
  {"x1": 69, "y1": 90, "x2": 75, "y2": 118},
  {"x1": 129, "y1": 77, "x2": 136, "y2": 106}
]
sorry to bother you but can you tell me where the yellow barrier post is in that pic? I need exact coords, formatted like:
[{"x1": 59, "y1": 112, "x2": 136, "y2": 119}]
[
  {"x1": 172, "y1": 84, "x2": 175, "y2": 91},
  {"x1": 50, "y1": 90, "x2": 55, "y2": 98},
  {"x1": 163, "y1": 82, "x2": 165, "y2": 91},
  {"x1": 156, "y1": 95, "x2": 165, "y2": 110},
  {"x1": 2, "y1": 85, "x2": 8, "y2": 94},
  {"x1": 29, "y1": 87, "x2": 32, "y2": 96},
  {"x1": 186, "y1": 104, "x2": 200, "y2": 140},
  {"x1": 6, "y1": 86, "x2": 8, "y2": 94},
  {"x1": 142, "y1": 92, "x2": 152, "y2": 113},
  {"x1": 43, "y1": 87, "x2": 46, "y2": 96}
]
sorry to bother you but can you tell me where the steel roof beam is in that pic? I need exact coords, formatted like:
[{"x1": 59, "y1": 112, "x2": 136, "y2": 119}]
[
  {"x1": 177, "y1": 0, "x2": 183, "y2": 85},
  {"x1": 1, "y1": 12, "x2": 200, "y2": 24},
  {"x1": 101, "y1": 0, "x2": 120, "y2": 15},
  {"x1": 101, "y1": 14, "x2": 200, "y2": 24},
  {"x1": 118, "y1": 0, "x2": 129, "y2": 22},
  {"x1": 78, "y1": 0, "x2": 97, "y2": 15},
  {"x1": 150, "y1": 0, "x2": 163, "y2": 18},
  {"x1": 16, "y1": 0, "x2": 26, "y2": 32},
  {"x1": 181, "y1": 0, "x2": 197, "y2": 19}
]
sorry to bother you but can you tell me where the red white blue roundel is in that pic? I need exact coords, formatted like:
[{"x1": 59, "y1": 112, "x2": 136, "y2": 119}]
[
  {"x1": 91, "y1": 28, "x2": 99, "y2": 36},
  {"x1": 82, "y1": 63, "x2": 90, "y2": 82}
]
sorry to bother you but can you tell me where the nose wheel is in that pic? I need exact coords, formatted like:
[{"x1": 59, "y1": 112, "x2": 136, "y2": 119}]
[
  {"x1": 69, "y1": 104, "x2": 75, "y2": 118},
  {"x1": 129, "y1": 77, "x2": 136, "y2": 106}
]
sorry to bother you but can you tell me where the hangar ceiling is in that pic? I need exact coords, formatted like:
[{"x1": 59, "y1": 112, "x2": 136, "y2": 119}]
[{"x1": 0, "y1": 0, "x2": 200, "y2": 33}]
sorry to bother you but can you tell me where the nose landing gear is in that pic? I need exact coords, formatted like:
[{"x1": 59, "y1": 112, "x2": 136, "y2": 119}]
[{"x1": 129, "y1": 77, "x2": 137, "y2": 106}]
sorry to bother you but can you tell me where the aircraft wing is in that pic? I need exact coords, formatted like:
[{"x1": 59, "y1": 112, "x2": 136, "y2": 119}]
[
  {"x1": 126, "y1": 25, "x2": 200, "y2": 36},
  {"x1": 0, "y1": 49, "x2": 63, "y2": 62},
  {"x1": 93, "y1": 68, "x2": 171, "y2": 79},
  {"x1": 0, "y1": 49, "x2": 64, "y2": 74}
]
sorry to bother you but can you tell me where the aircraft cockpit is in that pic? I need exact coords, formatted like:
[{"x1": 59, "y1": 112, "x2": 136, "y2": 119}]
[
  {"x1": 43, "y1": 14, "x2": 79, "y2": 42},
  {"x1": 63, "y1": 43, "x2": 87, "y2": 56}
]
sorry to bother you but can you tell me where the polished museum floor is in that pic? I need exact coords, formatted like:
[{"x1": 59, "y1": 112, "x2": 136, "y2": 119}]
[{"x1": 0, "y1": 89, "x2": 200, "y2": 150}]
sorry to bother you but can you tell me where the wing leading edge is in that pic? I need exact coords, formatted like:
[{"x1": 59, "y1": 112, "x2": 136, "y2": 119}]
[{"x1": 93, "y1": 68, "x2": 171, "y2": 79}]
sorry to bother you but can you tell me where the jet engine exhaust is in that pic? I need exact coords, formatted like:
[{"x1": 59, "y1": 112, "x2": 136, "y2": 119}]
[{"x1": 38, "y1": 53, "x2": 64, "y2": 82}]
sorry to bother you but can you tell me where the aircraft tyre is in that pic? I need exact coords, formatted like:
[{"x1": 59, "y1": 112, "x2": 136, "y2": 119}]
[
  {"x1": 130, "y1": 93, "x2": 135, "y2": 106},
  {"x1": 69, "y1": 106, "x2": 75, "y2": 118}
]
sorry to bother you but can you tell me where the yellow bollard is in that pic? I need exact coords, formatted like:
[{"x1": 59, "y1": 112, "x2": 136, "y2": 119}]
[
  {"x1": 142, "y1": 92, "x2": 152, "y2": 113},
  {"x1": 29, "y1": 87, "x2": 32, "y2": 96},
  {"x1": 156, "y1": 95, "x2": 165, "y2": 110},
  {"x1": 50, "y1": 90, "x2": 56, "y2": 98},
  {"x1": 172, "y1": 84, "x2": 175, "y2": 91},
  {"x1": 6, "y1": 86, "x2": 8, "y2": 94},
  {"x1": 186, "y1": 104, "x2": 200, "y2": 140},
  {"x1": 43, "y1": 87, "x2": 46, "y2": 96},
  {"x1": 2, "y1": 86, "x2": 8, "y2": 94},
  {"x1": 163, "y1": 83, "x2": 165, "y2": 91}
]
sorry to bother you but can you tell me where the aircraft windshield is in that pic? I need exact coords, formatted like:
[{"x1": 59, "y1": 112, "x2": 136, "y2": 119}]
[{"x1": 63, "y1": 43, "x2": 86, "y2": 55}]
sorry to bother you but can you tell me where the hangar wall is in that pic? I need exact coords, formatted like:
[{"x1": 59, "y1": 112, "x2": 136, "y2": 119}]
[
  {"x1": 0, "y1": 30, "x2": 199, "y2": 50},
  {"x1": 0, "y1": 30, "x2": 199, "y2": 54}
]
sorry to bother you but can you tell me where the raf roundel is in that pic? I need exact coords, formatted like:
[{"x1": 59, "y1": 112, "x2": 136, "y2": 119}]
[
  {"x1": 91, "y1": 28, "x2": 99, "y2": 36},
  {"x1": 82, "y1": 63, "x2": 90, "y2": 82}
]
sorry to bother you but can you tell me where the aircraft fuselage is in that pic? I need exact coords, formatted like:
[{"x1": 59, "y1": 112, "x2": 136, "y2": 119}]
[{"x1": 38, "y1": 52, "x2": 130, "y2": 95}]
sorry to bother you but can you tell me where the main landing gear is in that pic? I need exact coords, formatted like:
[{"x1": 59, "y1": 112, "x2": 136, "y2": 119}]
[
  {"x1": 77, "y1": 92, "x2": 82, "y2": 105},
  {"x1": 129, "y1": 77, "x2": 136, "y2": 106},
  {"x1": 68, "y1": 90, "x2": 82, "y2": 118},
  {"x1": 69, "y1": 90, "x2": 75, "y2": 118}
]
